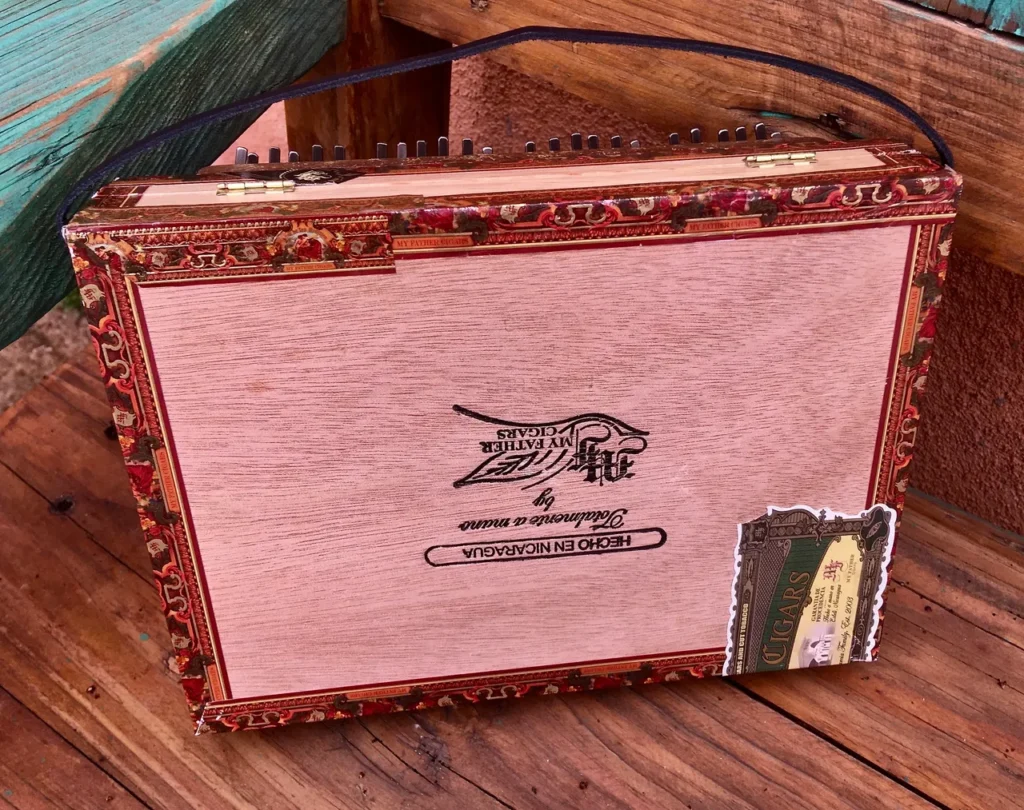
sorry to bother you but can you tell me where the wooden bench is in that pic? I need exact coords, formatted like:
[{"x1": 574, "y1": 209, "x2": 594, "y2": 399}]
[
  {"x1": 369, "y1": 0, "x2": 1024, "y2": 282},
  {"x1": 0, "y1": 350, "x2": 1021, "y2": 808},
  {"x1": 0, "y1": 0, "x2": 346, "y2": 349}
]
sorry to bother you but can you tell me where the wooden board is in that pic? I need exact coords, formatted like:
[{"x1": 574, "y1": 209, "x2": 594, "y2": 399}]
[
  {"x1": 379, "y1": 0, "x2": 1024, "y2": 276},
  {"x1": 0, "y1": 355, "x2": 152, "y2": 579},
  {"x1": 0, "y1": 689, "x2": 143, "y2": 809},
  {"x1": 1, "y1": 352, "x2": 1021, "y2": 806},
  {"x1": 914, "y1": 0, "x2": 1024, "y2": 35},
  {"x1": 0, "y1": 354, "x2": 974, "y2": 810},
  {"x1": 284, "y1": 0, "x2": 451, "y2": 160},
  {"x1": 0, "y1": 0, "x2": 346, "y2": 350},
  {"x1": 133, "y1": 226, "x2": 908, "y2": 698},
  {"x1": 62, "y1": 140, "x2": 958, "y2": 728}
]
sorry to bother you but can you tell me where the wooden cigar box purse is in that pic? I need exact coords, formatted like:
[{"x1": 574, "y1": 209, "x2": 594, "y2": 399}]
[{"x1": 61, "y1": 29, "x2": 960, "y2": 733}]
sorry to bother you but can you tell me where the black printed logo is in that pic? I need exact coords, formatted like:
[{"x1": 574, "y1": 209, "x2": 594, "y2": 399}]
[{"x1": 453, "y1": 405, "x2": 649, "y2": 490}]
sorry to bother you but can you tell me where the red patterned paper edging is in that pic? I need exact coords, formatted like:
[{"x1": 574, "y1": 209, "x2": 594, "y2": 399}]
[{"x1": 64, "y1": 144, "x2": 960, "y2": 733}]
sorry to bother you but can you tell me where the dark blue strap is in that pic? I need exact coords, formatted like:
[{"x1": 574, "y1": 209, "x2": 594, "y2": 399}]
[{"x1": 58, "y1": 25, "x2": 954, "y2": 228}]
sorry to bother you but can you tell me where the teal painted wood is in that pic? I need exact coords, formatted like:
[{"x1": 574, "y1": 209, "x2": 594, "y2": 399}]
[
  {"x1": 987, "y1": 0, "x2": 1024, "y2": 33},
  {"x1": 914, "y1": 0, "x2": 1024, "y2": 35},
  {"x1": 0, "y1": 0, "x2": 347, "y2": 348}
]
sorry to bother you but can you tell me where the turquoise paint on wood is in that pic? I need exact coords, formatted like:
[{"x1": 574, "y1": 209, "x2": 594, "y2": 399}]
[
  {"x1": 1, "y1": 1, "x2": 238, "y2": 236},
  {"x1": 988, "y1": 0, "x2": 1024, "y2": 34},
  {"x1": 0, "y1": 83, "x2": 110, "y2": 234},
  {"x1": 0, "y1": 0, "x2": 347, "y2": 347},
  {"x1": 913, "y1": 0, "x2": 1024, "y2": 34}
]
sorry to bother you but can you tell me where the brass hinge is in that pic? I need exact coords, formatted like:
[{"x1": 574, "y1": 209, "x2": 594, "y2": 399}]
[
  {"x1": 216, "y1": 179, "x2": 296, "y2": 195},
  {"x1": 744, "y1": 151, "x2": 817, "y2": 168}
]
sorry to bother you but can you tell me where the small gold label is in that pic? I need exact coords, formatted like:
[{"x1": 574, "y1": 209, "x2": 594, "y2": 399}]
[
  {"x1": 579, "y1": 661, "x2": 646, "y2": 677},
  {"x1": 684, "y1": 215, "x2": 762, "y2": 234},
  {"x1": 206, "y1": 665, "x2": 225, "y2": 701},
  {"x1": 282, "y1": 261, "x2": 339, "y2": 273},
  {"x1": 344, "y1": 685, "x2": 416, "y2": 700},
  {"x1": 393, "y1": 233, "x2": 476, "y2": 251},
  {"x1": 153, "y1": 448, "x2": 180, "y2": 513},
  {"x1": 899, "y1": 285, "x2": 923, "y2": 356}
]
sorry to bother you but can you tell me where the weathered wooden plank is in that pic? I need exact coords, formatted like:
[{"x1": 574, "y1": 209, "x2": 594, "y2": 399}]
[
  {"x1": 896, "y1": 494, "x2": 1024, "y2": 649},
  {"x1": 380, "y1": 0, "x2": 1024, "y2": 275},
  {"x1": 0, "y1": 689, "x2": 144, "y2": 810},
  {"x1": 38, "y1": 353, "x2": 115, "y2": 426},
  {"x1": 284, "y1": 0, "x2": 451, "y2": 160},
  {"x1": 902, "y1": 491, "x2": 1024, "y2": 587},
  {"x1": 7, "y1": 353, "x2": 1021, "y2": 808},
  {"x1": 915, "y1": 0, "x2": 1024, "y2": 35},
  {"x1": 379, "y1": 564, "x2": 1024, "y2": 809},
  {"x1": 914, "y1": 0, "x2": 990, "y2": 26},
  {"x1": 0, "y1": 0, "x2": 347, "y2": 349},
  {"x1": 986, "y1": 0, "x2": 1024, "y2": 33},
  {"x1": 0, "y1": 356, "x2": 943, "y2": 810},
  {"x1": 361, "y1": 681, "x2": 939, "y2": 809},
  {"x1": 740, "y1": 615, "x2": 1024, "y2": 809}
]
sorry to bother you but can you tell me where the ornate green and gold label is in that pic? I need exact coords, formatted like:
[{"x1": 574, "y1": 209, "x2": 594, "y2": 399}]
[{"x1": 725, "y1": 505, "x2": 895, "y2": 675}]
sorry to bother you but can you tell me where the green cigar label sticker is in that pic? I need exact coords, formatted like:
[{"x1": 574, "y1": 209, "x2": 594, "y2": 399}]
[{"x1": 725, "y1": 504, "x2": 895, "y2": 676}]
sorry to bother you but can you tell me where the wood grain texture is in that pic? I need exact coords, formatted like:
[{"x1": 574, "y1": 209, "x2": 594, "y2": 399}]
[
  {"x1": 914, "y1": 0, "x2": 1024, "y2": 34},
  {"x1": 981, "y1": 0, "x2": 1024, "y2": 33},
  {"x1": 0, "y1": 363, "x2": 941, "y2": 809},
  {"x1": 284, "y1": 0, "x2": 450, "y2": 160},
  {"x1": 0, "y1": 689, "x2": 143, "y2": 810},
  {"x1": 0, "y1": 0, "x2": 346, "y2": 349},
  {"x1": 135, "y1": 227, "x2": 910, "y2": 698},
  {"x1": 0, "y1": 357, "x2": 151, "y2": 579},
  {"x1": 380, "y1": 0, "x2": 1024, "y2": 275},
  {"x1": 350, "y1": 677, "x2": 940, "y2": 810},
  {"x1": 2, "y1": 351, "x2": 1021, "y2": 808},
  {"x1": 0, "y1": 462, "x2": 503, "y2": 810},
  {"x1": 140, "y1": 148, "x2": 886, "y2": 206},
  {"x1": 897, "y1": 493, "x2": 1024, "y2": 648},
  {"x1": 0, "y1": 462, "x2": 936, "y2": 810}
]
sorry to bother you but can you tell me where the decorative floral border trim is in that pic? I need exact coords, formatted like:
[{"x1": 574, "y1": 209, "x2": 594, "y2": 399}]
[{"x1": 64, "y1": 145, "x2": 960, "y2": 733}]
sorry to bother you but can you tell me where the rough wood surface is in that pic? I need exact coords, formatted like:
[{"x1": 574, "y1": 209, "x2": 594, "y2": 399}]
[
  {"x1": 0, "y1": 351, "x2": 1021, "y2": 808},
  {"x1": 0, "y1": 0, "x2": 346, "y2": 350},
  {"x1": 284, "y1": 0, "x2": 450, "y2": 160},
  {"x1": 0, "y1": 689, "x2": 144, "y2": 809},
  {"x1": 380, "y1": 0, "x2": 1024, "y2": 276},
  {"x1": 915, "y1": 0, "x2": 1024, "y2": 34},
  {"x1": 0, "y1": 354, "x2": 151, "y2": 579}
]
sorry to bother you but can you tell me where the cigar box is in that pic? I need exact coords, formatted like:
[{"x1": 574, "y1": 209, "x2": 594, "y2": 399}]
[{"x1": 63, "y1": 132, "x2": 960, "y2": 732}]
